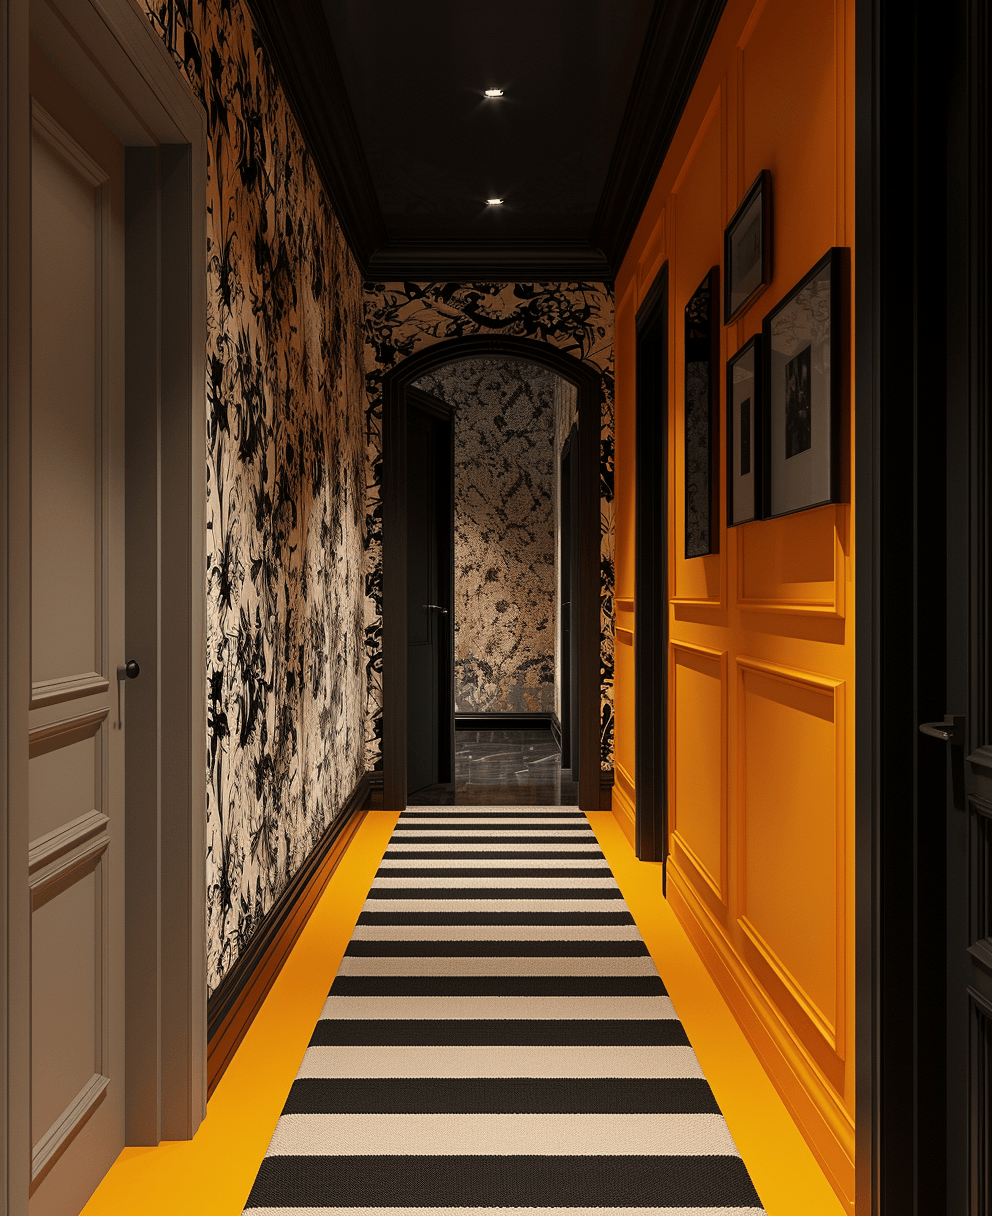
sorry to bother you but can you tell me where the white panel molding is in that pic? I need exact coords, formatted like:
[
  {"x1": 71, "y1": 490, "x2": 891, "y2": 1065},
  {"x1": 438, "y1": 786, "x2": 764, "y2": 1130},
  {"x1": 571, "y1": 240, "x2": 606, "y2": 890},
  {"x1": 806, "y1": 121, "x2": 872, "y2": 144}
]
[
  {"x1": 30, "y1": 1072, "x2": 110, "y2": 1186},
  {"x1": 27, "y1": 705, "x2": 106, "y2": 757}
]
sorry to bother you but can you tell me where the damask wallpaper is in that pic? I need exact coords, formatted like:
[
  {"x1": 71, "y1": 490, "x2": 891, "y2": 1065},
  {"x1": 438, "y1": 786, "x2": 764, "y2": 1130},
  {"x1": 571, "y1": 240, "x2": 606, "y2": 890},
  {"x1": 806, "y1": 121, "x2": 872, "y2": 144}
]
[
  {"x1": 140, "y1": 0, "x2": 368, "y2": 992},
  {"x1": 363, "y1": 282, "x2": 615, "y2": 769},
  {"x1": 413, "y1": 359, "x2": 558, "y2": 715}
]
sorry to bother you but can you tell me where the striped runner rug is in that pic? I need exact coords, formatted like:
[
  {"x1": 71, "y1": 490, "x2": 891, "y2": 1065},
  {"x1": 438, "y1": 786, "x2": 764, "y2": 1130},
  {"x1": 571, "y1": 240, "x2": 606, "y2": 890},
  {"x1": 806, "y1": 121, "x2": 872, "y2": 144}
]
[{"x1": 244, "y1": 807, "x2": 766, "y2": 1214}]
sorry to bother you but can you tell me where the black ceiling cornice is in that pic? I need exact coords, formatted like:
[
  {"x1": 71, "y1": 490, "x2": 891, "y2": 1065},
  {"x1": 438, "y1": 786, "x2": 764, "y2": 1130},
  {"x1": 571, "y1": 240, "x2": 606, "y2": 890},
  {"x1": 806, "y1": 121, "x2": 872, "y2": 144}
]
[
  {"x1": 246, "y1": 0, "x2": 726, "y2": 282},
  {"x1": 365, "y1": 240, "x2": 613, "y2": 283},
  {"x1": 244, "y1": 0, "x2": 386, "y2": 264},
  {"x1": 593, "y1": 0, "x2": 729, "y2": 273}
]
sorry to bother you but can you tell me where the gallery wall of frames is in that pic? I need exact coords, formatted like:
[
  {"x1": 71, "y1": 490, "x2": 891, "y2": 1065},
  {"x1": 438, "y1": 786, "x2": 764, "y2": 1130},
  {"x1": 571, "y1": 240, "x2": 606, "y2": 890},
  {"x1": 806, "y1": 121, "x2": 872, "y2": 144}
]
[{"x1": 612, "y1": 0, "x2": 856, "y2": 1208}]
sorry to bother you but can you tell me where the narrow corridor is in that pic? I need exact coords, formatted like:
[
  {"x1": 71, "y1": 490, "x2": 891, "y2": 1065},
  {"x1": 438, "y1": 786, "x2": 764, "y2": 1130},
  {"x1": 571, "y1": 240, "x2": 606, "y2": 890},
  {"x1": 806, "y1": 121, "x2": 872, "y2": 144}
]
[
  {"x1": 80, "y1": 812, "x2": 846, "y2": 1216},
  {"x1": 243, "y1": 806, "x2": 763, "y2": 1211},
  {"x1": 407, "y1": 728, "x2": 578, "y2": 806}
]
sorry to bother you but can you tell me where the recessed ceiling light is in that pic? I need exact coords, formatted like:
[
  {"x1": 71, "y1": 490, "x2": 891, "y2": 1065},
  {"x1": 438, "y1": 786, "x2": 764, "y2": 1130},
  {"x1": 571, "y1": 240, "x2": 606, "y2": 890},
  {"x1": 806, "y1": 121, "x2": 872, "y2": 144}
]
[
  {"x1": 484, "y1": 88, "x2": 504, "y2": 98},
  {"x1": 486, "y1": 198, "x2": 504, "y2": 206}
]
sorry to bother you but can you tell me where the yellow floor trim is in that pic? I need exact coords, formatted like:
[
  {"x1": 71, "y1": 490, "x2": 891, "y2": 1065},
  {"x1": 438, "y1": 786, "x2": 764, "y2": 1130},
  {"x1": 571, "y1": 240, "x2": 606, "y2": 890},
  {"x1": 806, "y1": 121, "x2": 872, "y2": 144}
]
[
  {"x1": 82, "y1": 805, "x2": 845, "y2": 1216},
  {"x1": 586, "y1": 810, "x2": 847, "y2": 1216},
  {"x1": 80, "y1": 810, "x2": 400, "y2": 1216}
]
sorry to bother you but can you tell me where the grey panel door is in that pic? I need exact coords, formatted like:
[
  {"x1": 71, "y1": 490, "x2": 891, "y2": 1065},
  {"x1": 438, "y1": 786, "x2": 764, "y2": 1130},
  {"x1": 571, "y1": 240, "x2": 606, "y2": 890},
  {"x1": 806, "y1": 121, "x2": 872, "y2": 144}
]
[{"x1": 27, "y1": 60, "x2": 126, "y2": 1216}]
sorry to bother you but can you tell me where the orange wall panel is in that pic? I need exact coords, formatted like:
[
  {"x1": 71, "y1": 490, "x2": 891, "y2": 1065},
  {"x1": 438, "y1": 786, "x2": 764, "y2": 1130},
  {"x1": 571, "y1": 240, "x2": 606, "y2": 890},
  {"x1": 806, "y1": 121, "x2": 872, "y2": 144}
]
[
  {"x1": 612, "y1": 0, "x2": 856, "y2": 1206},
  {"x1": 672, "y1": 643, "x2": 727, "y2": 904},
  {"x1": 739, "y1": 662, "x2": 843, "y2": 1053},
  {"x1": 739, "y1": 505, "x2": 841, "y2": 611}
]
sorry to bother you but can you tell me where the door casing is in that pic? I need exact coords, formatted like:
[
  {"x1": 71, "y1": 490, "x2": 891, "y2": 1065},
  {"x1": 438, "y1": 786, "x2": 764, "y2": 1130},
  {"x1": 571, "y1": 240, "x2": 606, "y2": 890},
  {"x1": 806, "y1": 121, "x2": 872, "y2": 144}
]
[
  {"x1": 381, "y1": 335, "x2": 604, "y2": 811},
  {"x1": 634, "y1": 263, "x2": 669, "y2": 866},
  {"x1": 2, "y1": 1, "x2": 207, "y2": 1209}
]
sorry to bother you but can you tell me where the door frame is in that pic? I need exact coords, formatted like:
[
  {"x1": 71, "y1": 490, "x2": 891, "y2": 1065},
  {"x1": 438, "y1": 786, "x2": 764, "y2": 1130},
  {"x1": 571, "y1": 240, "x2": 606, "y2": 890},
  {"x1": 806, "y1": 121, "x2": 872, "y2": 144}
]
[
  {"x1": 2, "y1": 0, "x2": 207, "y2": 1206},
  {"x1": 634, "y1": 263, "x2": 668, "y2": 866},
  {"x1": 380, "y1": 334, "x2": 604, "y2": 812},
  {"x1": 558, "y1": 425, "x2": 579, "y2": 771}
]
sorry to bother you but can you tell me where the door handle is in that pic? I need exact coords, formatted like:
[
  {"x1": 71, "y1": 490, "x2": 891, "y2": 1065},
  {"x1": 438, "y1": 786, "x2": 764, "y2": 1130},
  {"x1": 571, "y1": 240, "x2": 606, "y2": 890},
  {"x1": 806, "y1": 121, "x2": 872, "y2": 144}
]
[
  {"x1": 919, "y1": 714, "x2": 965, "y2": 746},
  {"x1": 116, "y1": 659, "x2": 140, "y2": 681},
  {"x1": 423, "y1": 604, "x2": 448, "y2": 615}
]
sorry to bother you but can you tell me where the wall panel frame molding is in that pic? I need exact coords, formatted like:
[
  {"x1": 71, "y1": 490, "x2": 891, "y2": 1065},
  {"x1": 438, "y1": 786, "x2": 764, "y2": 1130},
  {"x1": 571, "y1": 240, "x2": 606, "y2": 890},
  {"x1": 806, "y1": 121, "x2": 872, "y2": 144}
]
[
  {"x1": 669, "y1": 640, "x2": 728, "y2": 906},
  {"x1": 736, "y1": 655, "x2": 846, "y2": 1061},
  {"x1": 634, "y1": 263, "x2": 669, "y2": 863},
  {"x1": 3, "y1": 1, "x2": 207, "y2": 1207},
  {"x1": 735, "y1": 505, "x2": 848, "y2": 618}
]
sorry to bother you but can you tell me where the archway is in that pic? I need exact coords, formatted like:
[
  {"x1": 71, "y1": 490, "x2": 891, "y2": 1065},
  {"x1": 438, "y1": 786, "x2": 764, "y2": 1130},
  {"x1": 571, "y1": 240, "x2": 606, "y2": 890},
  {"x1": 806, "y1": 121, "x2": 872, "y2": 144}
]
[{"x1": 380, "y1": 334, "x2": 603, "y2": 811}]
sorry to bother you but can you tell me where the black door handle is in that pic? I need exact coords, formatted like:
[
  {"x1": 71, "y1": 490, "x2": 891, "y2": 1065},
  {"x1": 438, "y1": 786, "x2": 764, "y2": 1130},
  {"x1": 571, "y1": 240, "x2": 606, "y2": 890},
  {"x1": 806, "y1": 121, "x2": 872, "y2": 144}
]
[
  {"x1": 117, "y1": 659, "x2": 140, "y2": 681},
  {"x1": 919, "y1": 714, "x2": 964, "y2": 746}
]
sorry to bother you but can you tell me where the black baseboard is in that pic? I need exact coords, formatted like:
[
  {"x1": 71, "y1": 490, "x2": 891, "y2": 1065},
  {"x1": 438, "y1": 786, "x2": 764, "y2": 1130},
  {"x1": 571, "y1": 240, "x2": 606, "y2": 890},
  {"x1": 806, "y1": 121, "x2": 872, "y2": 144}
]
[
  {"x1": 367, "y1": 771, "x2": 384, "y2": 809},
  {"x1": 550, "y1": 712, "x2": 562, "y2": 751},
  {"x1": 455, "y1": 712, "x2": 554, "y2": 731},
  {"x1": 600, "y1": 769, "x2": 614, "y2": 812},
  {"x1": 205, "y1": 769, "x2": 372, "y2": 1091}
]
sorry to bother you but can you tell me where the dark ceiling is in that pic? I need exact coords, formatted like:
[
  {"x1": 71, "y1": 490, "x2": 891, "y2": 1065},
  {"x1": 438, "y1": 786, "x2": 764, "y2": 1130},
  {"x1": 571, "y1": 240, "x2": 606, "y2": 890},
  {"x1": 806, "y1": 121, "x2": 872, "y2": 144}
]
[{"x1": 248, "y1": 0, "x2": 727, "y2": 280}]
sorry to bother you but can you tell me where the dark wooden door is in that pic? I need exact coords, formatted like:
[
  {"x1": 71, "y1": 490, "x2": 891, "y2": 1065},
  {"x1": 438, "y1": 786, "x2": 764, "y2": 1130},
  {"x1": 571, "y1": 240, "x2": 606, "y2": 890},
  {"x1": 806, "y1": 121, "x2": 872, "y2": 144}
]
[
  {"x1": 559, "y1": 428, "x2": 579, "y2": 771},
  {"x1": 406, "y1": 392, "x2": 453, "y2": 794},
  {"x1": 928, "y1": 2, "x2": 992, "y2": 1208}
]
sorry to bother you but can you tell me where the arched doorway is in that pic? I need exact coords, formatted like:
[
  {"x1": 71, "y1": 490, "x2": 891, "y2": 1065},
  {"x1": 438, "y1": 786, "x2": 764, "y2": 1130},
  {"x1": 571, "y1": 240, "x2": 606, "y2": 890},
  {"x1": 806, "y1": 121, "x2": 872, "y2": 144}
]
[{"x1": 380, "y1": 335, "x2": 603, "y2": 810}]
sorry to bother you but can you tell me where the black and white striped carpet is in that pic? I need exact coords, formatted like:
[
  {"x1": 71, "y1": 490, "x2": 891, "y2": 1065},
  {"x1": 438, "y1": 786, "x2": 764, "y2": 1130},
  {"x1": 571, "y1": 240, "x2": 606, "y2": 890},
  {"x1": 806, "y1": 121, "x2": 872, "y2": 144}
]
[{"x1": 244, "y1": 808, "x2": 765, "y2": 1214}]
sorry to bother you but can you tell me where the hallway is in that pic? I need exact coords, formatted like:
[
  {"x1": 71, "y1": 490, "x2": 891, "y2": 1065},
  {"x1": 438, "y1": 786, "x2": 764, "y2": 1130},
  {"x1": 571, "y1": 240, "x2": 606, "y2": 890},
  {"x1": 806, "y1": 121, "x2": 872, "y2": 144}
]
[
  {"x1": 80, "y1": 811, "x2": 845, "y2": 1216},
  {"x1": 408, "y1": 728, "x2": 579, "y2": 805}
]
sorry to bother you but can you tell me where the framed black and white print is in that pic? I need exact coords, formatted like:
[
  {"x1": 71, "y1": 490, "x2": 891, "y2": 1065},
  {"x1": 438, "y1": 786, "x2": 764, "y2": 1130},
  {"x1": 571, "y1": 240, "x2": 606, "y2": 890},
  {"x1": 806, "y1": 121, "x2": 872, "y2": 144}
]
[
  {"x1": 726, "y1": 336, "x2": 762, "y2": 526},
  {"x1": 724, "y1": 170, "x2": 771, "y2": 324},
  {"x1": 761, "y1": 247, "x2": 847, "y2": 518},
  {"x1": 684, "y1": 267, "x2": 720, "y2": 557}
]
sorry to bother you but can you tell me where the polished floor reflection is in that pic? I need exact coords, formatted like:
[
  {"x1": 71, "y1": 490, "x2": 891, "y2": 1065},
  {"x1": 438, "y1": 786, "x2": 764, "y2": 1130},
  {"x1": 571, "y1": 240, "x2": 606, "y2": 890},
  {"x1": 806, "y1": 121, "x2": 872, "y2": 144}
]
[{"x1": 407, "y1": 728, "x2": 578, "y2": 805}]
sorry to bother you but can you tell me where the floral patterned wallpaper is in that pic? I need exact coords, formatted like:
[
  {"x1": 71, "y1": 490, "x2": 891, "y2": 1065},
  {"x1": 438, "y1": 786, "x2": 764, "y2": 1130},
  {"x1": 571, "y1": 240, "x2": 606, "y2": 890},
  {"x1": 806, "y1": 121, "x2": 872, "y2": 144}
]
[
  {"x1": 413, "y1": 359, "x2": 558, "y2": 715},
  {"x1": 140, "y1": 0, "x2": 368, "y2": 992},
  {"x1": 363, "y1": 282, "x2": 615, "y2": 769}
]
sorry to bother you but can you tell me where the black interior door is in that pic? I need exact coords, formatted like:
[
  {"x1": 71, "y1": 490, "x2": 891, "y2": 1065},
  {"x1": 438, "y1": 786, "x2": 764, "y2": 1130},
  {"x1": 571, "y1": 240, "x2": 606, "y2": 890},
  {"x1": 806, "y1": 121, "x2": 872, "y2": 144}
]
[
  {"x1": 559, "y1": 428, "x2": 579, "y2": 771},
  {"x1": 406, "y1": 392, "x2": 453, "y2": 794},
  {"x1": 932, "y1": 2, "x2": 992, "y2": 1208}
]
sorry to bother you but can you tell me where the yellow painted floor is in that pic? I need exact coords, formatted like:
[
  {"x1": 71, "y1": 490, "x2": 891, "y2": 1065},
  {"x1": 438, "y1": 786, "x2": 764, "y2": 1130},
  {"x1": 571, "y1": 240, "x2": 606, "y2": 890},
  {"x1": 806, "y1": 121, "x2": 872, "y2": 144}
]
[{"x1": 81, "y1": 808, "x2": 846, "y2": 1216}]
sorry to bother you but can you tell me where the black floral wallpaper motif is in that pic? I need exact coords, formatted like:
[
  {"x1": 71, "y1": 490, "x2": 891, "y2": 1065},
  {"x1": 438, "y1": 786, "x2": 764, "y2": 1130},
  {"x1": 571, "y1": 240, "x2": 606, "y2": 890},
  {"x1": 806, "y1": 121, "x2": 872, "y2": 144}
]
[
  {"x1": 141, "y1": 0, "x2": 367, "y2": 992},
  {"x1": 414, "y1": 359, "x2": 558, "y2": 714},
  {"x1": 363, "y1": 282, "x2": 615, "y2": 769}
]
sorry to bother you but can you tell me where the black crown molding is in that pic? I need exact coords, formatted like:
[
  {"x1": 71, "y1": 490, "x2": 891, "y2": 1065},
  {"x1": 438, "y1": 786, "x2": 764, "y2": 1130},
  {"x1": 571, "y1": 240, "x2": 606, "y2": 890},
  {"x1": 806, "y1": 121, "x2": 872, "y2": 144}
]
[
  {"x1": 246, "y1": 0, "x2": 726, "y2": 282},
  {"x1": 366, "y1": 240, "x2": 613, "y2": 282},
  {"x1": 592, "y1": 0, "x2": 729, "y2": 272},
  {"x1": 243, "y1": 0, "x2": 386, "y2": 264}
]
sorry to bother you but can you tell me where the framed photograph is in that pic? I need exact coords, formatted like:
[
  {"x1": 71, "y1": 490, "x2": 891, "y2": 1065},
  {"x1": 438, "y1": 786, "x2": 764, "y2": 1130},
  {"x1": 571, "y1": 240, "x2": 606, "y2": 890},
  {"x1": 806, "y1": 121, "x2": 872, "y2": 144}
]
[
  {"x1": 684, "y1": 267, "x2": 720, "y2": 557},
  {"x1": 724, "y1": 170, "x2": 772, "y2": 324},
  {"x1": 726, "y1": 335, "x2": 762, "y2": 526},
  {"x1": 761, "y1": 247, "x2": 847, "y2": 518}
]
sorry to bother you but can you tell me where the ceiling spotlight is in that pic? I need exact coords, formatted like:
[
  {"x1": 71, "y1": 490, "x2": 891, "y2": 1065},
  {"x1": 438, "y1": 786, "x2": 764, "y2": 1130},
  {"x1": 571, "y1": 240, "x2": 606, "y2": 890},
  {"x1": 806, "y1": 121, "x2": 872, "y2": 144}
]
[
  {"x1": 484, "y1": 88, "x2": 504, "y2": 98},
  {"x1": 486, "y1": 197, "x2": 504, "y2": 206}
]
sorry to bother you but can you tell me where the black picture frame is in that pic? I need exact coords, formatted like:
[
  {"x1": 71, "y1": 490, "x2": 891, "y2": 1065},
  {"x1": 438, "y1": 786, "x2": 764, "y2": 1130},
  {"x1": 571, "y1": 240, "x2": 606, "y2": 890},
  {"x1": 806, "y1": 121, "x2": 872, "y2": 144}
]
[
  {"x1": 684, "y1": 267, "x2": 720, "y2": 558},
  {"x1": 724, "y1": 170, "x2": 772, "y2": 324},
  {"x1": 726, "y1": 335, "x2": 762, "y2": 526},
  {"x1": 761, "y1": 247, "x2": 847, "y2": 518}
]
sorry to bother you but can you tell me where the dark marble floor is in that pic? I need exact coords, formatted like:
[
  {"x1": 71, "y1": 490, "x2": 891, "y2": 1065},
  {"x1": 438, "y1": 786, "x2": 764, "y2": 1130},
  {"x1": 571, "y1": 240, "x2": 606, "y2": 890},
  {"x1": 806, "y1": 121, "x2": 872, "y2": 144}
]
[{"x1": 407, "y1": 728, "x2": 578, "y2": 805}]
